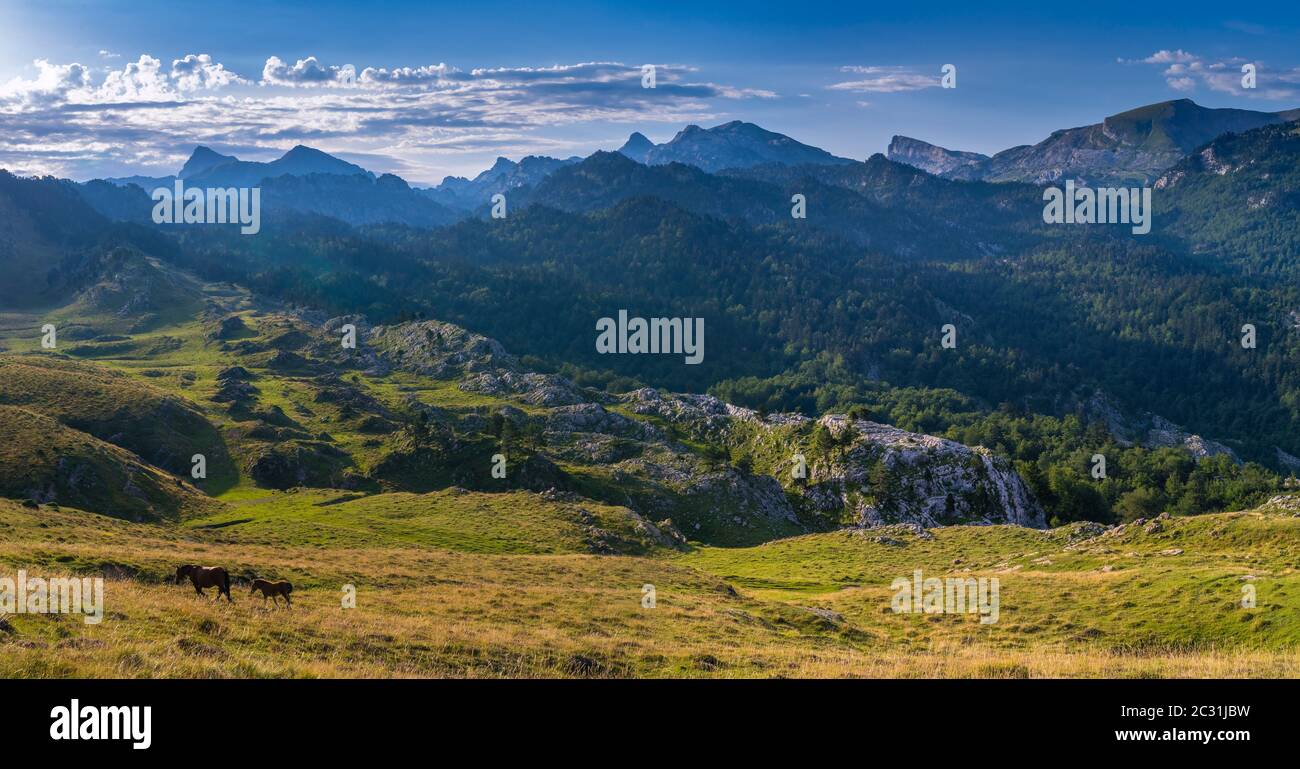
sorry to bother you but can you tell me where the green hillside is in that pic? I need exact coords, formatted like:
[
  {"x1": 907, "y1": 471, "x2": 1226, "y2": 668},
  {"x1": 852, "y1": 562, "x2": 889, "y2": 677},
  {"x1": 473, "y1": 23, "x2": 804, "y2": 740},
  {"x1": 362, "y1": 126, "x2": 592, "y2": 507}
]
[{"x1": 0, "y1": 405, "x2": 220, "y2": 521}]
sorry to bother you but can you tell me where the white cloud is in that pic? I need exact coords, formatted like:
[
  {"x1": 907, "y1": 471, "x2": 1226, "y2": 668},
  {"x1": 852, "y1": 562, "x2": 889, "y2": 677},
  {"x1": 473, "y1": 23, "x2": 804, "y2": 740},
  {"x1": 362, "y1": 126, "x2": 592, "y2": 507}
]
[
  {"x1": 1, "y1": 54, "x2": 245, "y2": 105},
  {"x1": 171, "y1": 54, "x2": 245, "y2": 92},
  {"x1": 0, "y1": 59, "x2": 92, "y2": 105},
  {"x1": 261, "y1": 56, "x2": 356, "y2": 86},
  {"x1": 98, "y1": 55, "x2": 170, "y2": 100},
  {"x1": 828, "y1": 66, "x2": 941, "y2": 94},
  {"x1": 1140, "y1": 49, "x2": 1197, "y2": 65},
  {"x1": 358, "y1": 63, "x2": 461, "y2": 86},
  {"x1": 0, "y1": 54, "x2": 773, "y2": 182},
  {"x1": 1124, "y1": 49, "x2": 1300, "y2": 100}
]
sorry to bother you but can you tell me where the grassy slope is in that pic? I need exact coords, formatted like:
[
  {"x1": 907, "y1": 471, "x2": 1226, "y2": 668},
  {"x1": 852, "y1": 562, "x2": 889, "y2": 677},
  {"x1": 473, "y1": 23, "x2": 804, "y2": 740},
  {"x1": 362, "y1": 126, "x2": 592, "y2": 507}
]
[
  {"x1": 2, "y1": 495, "x2": 1298, "y2": 678},
  {"x1": 1, "y1": 272, "x2": 1297, "y2": 677},
  {"x1": 0, "y1": 355, "x2": 236, "y2": 485},
  {"x1": 0, "y1": 406, "x2": 220, "y2": 521},
  {"x1": 183, "y1": 488, "x2": 665, "y2": 554},
  {"x1": 683, "y1": 510, "x2": 1300, "y2": 654}
]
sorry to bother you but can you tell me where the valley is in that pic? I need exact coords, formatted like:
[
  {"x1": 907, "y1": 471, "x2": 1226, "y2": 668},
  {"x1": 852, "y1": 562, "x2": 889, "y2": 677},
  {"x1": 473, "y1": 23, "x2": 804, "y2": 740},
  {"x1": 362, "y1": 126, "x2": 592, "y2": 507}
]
[{"x1": 1, "y1": 97, "x2": 1298, "y2": 679}]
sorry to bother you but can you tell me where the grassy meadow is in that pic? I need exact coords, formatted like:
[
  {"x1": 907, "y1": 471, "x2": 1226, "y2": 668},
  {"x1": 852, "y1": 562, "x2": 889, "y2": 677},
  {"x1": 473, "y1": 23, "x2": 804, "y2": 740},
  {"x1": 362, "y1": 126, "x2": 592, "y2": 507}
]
[
  {"x1": 1, "y1": 280, "x2": 1298, "y2": 679},
  {"x1": 3, "y1": 493, "x2": 1299, "y2": 678}
]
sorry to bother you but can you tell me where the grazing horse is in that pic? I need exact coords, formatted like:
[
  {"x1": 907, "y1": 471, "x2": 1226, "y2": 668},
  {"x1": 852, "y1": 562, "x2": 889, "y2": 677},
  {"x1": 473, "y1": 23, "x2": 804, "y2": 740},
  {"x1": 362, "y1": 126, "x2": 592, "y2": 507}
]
[
  {"x1": 175, "y1": 564, "x2": 233, "y2": 602},
  {"x1": 249, "y1": 578, "x2": 293, "y2": 608}
]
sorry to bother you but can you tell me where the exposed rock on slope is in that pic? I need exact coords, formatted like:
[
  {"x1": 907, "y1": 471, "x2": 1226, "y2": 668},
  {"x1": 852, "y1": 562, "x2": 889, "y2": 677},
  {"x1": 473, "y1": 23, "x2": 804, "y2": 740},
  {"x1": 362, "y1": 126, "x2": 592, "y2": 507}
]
[
  {"x1": 362, "y1": 319, "x2": 586, "y2": 405},
  {"x1": 310, "y1": 314, "x2": 1047, "y2": 533},
  {"x1": 56, "y1": 299, "x2": 1047, "y2": 537},
  {"x1": 1086, "y1": 391, "x2": 1239, "y2": 462},
  {"x1": 308, "y1": 317, "x2": 1048, "y2": 532},
  {"x1": 887, "y1": 136, "x2": 989, "y2": 178},
  {"x1": 622, "y1": 389, "x2": 1047, "y2": 529}
]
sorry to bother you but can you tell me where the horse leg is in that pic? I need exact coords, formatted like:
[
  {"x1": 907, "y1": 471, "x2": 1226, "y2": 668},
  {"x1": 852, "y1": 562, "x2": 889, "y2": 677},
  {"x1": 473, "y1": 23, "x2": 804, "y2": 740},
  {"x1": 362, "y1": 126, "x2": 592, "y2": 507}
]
[{"x1": 284, "y1": 593, "x2": 291, "y2": 609}]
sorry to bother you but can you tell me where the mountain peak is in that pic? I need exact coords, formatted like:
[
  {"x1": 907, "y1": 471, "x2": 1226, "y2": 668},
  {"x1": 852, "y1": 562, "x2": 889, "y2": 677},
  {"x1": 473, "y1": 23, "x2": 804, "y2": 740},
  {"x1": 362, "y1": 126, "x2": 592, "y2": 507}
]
[
  {"x1": 270, "y1": 145, "x2": 370, "y2": 178},
  {"x1": 178, "y1": 146, "x2": 236, "y2": 179},
  {"x1": 617, "y1": 131, "x2": 655, "y2": 163},
  {"x1": 1099, "y1": 97, "x2": 1290, "y2": 157},
  {"x1": 623, "y1": 121, "x2": 853, "y2": 172},
  {"x1": 887, "y1": 136, "x2": 989, "y2": 178},
  {"x1": 172, "y1": 143, "x2": 373, "y2": 186},
  {"x1": 281, "y1": 145, "x2": 330, "y2": 160},
  {"x1": 468, "y1": 157, "x2": 519, "y2": 184}
]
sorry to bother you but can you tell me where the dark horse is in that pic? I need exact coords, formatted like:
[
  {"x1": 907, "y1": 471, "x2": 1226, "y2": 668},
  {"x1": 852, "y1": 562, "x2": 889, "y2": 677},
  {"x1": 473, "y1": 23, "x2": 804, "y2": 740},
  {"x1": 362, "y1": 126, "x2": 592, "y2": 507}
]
[
  {"x1": 175, "y1": 564, "x2": 233, "y2": 602},
  {"x1": 249, "y1": 578, "x2": 293, "y2": 608}
]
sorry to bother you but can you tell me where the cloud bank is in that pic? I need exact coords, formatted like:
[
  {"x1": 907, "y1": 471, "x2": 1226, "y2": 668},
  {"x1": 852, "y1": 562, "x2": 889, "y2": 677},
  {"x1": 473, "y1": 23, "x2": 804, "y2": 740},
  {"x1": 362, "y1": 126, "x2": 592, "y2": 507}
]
[
  {"x1": 1122, "y1": 49, "x2": 1300, "y2": 100},
  {"x1": 0, "y1": 54, "x2": 774, "y2": 181}
]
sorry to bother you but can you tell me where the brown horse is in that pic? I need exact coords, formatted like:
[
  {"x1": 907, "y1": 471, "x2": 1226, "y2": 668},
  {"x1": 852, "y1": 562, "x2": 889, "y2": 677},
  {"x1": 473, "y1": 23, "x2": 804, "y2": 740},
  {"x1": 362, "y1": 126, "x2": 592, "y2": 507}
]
[
  {"x1": 249, "y1": 578, "x2": 293, "y2": 608},
  {"x1": 175, "y1": 564, "x2": 233, "y2": 602}
]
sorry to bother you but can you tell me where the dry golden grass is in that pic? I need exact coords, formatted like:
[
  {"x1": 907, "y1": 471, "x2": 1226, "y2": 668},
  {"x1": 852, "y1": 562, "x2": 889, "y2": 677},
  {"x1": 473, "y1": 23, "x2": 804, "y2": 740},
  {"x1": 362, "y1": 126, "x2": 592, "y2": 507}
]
[
  {"x1": 4, "y1": 499, "x2": 1299, "y2": 678},
  {"x1": 6, "y1": 578, "x2": 1298, "y2": 678}
]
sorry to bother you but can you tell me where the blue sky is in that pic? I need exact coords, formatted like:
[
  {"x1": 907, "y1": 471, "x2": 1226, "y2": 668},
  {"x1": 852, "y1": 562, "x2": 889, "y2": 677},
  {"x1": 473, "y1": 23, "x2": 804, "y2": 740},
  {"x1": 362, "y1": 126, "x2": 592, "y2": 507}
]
[{"x1": 0, "y1": 0, "x2": 1297, "y2": 183}]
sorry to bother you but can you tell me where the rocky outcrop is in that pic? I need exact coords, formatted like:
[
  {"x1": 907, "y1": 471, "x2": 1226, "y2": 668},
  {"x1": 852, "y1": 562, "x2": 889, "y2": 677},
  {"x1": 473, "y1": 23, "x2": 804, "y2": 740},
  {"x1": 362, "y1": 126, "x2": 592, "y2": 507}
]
[
  {"x1": 621, "y1": 389, "x2": 1047, "y2": 529},
  {"x1": 460, "y1": 370, "x2": 584, "y2": 407},
  {"x1": 208, "y1": 314, "x2": 250, "y2": 341},
  {"x1": 1086, "y1": 391, "x2": 1240, "y2": 462},
  {"x1": 368, "y1": 319, "x2": 514, "y2": 376},
  {"x1": 796, "y1": 416, "x2": 1044, "y2": 528}
]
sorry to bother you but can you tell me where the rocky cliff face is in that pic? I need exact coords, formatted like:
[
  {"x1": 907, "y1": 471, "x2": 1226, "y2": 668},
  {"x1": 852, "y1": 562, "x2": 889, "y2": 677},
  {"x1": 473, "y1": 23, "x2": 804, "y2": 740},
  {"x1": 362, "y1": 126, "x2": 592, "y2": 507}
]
[
  {"x1": 801, "y1": 416, "x2": 1044, "y2": 528},
  {"x1": 887, "y1": 136, "x2": 988, "y2": 179},
  {"x1": 1085, "y1": 391, "x2": 1240, "y2": 462},
  {"x1": 621, "y1": 389, "x2": 1047, "y2": 529}
]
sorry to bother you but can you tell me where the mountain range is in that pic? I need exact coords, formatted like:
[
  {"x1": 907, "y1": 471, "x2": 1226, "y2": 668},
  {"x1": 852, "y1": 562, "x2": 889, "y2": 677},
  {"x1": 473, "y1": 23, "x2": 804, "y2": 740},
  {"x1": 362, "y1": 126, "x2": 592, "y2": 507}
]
[
  {"x1": 887, "y1": 98, "x2": 1300, "y2": 185},
  {"x1": 3, "y1": 95, "x2": 1284, "y2": 474},
  {"x1": 108, "y1": 144, "x2": 373, "y2": 189},
  {"x1": 422, "y1": 154, "x2": 582, "y2": 212},
  {"x1": 89, "y1": 98, "x2": 1300, "y2": 232}
]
